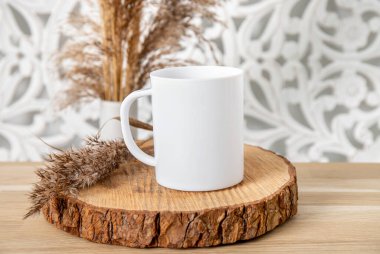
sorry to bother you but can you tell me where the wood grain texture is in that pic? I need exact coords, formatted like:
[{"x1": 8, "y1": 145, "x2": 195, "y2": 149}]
[
  {"x1": 1, "y1": 163, "x2": 380, "y2": 253},
  {"x1": 40, "y1": 145, "x2": 298, "y2": 248}
]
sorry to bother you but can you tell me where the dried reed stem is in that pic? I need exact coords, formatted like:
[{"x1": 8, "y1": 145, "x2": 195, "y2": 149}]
[{"x1": 24, "y1": 136, "x2": 153, "y2": 219}]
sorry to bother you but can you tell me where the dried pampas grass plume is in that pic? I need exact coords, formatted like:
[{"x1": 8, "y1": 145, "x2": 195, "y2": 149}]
[
  {"x1": 24, "y1": 135, "x2": 153, "y2": 219},
  {"x1": 57, "y1": 0, "x2": 221, "y2": 108}
]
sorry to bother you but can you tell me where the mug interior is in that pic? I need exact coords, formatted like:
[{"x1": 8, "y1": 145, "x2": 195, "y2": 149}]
[{"x1": 150, "y1": 66, "x2": 242, "y2": 81}]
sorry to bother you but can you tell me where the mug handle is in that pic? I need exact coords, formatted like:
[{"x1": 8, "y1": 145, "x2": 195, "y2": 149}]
[{"x1": 120, "y1": 89, "x2": 156, "y2": 166}]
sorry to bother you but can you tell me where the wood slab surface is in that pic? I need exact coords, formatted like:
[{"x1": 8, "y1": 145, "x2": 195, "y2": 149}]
[{"x1": 41, "y1": 145, "x2": 297, "y2": 248}]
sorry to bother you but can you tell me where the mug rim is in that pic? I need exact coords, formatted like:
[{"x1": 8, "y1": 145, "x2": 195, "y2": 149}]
[{"x1": 150, "y1": 65, "x2": 243, "y2": 82}]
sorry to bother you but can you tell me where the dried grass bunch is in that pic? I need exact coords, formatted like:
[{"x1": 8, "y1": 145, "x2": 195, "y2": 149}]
[
  {"x1": 24, "y1": 136, "x2": 153, "y2": 219},
  {"x1": 58, "y1": 0, "x2": 220, "y2": 108}
]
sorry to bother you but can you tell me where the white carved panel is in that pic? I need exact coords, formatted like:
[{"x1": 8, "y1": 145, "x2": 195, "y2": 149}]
[
  {"x1": 1, "y1": 0, "x2": 380, "y2": 162},
  {"x1": 0, "y1": 0, "x2": 98, "y2": 161}
]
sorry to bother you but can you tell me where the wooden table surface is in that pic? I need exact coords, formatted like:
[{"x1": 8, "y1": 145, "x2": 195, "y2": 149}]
[{"x1": 0, "y1": 162, "x2": 379, "y2": 254}]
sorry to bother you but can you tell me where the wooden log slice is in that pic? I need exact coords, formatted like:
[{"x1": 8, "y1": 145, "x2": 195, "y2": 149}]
[{"x1": 42, "y1": 145, "x2": 298, "y2": 248}]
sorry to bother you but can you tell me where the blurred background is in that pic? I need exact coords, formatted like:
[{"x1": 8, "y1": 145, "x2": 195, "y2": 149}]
[{"x1": 1, "y1": 0, "x2": 380, "y2": 162}]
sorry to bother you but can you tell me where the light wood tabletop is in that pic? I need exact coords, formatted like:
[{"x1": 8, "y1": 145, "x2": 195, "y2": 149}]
[{"x1": 0, "y1": 162, "x2": 379, "y2": 253}]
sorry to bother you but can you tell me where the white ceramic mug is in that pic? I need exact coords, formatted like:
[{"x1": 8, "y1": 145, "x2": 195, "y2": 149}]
[{"x1": 120, "y1": 66, "x2": 244, "y2": 191}]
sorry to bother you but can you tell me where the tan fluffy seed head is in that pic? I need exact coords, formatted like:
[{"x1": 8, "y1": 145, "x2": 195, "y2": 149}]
[
  {"x1": 57, "y1": 0, "x2": 221, "y2": 108},
  {"x1": 24, "y1": 136, "x2": 153, "y2": 219}
]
